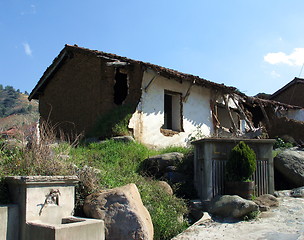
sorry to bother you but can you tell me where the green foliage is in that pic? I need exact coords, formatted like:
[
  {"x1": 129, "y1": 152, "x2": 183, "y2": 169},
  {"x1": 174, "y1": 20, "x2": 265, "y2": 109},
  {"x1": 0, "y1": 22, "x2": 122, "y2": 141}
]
[
  {"x1": 243, "y1": 210, "x2": 260, "y2": 221},
  {"x1": 70, "y1": 140, "x2": 189, "y2": 240},
  {"x1": 0, "y1": 131, "x2": 189, "y2": 239},
  {"x1": 186, "y1": 125, "x2": 206, "y2": 144},
  {"x1": 226, "y1": 141, "x2": 256, "y2": 182},
  {"x1": 139, "y1": 181, "x2": 188, "y2": 240},
  {"x1": 88, "y1": 104, "x2": 135, "y2": 138},
  {"x1": 274, "y1": 137, "x2": 293, "y2": 149},
  {"x1": 158, "y1": 146, "x2": 193, "y2": 155},
  {"x1": 0, "y1": 139, "x2": 25, "y2": 176},
  {"x1": 0, "y1": 140, "x2": 74, "y2": 178},
  {"x1": 0, "y1": 84, "x2": 38, "y2": 119}
]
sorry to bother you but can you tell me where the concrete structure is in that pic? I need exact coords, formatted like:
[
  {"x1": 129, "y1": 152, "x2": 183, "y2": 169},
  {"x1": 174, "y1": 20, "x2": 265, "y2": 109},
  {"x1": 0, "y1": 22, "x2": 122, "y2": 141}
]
[
  {"x1": 29, "y1": 45, "x2": 248, "y2": 148},
  {"x1": 26, "y1": 217, "x2": 104, "y2": 240},
  {"x1": 0, "y1": 205, "x2": 19, "y2": 240},
  {"x1": 192, "y1": 138, "x2": 275, "y2": 201},
  {"x1": 5, "y1": 176, "x2": 104, "y2": 240}
]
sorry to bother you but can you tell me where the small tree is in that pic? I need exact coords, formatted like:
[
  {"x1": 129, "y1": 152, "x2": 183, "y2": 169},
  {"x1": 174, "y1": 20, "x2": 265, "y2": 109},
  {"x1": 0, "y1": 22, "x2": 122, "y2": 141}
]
[{"x1": 226, "y1": 141, "x2": 256, "y2": 182}]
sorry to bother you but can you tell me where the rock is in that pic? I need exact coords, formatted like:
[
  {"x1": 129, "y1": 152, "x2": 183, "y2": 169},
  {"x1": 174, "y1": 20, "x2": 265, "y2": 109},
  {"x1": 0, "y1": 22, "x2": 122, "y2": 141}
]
[
  {"x1": 84, "y1": 137, "x2": 100, "y2": 144},
  {"x1": 199, "y1": 212, "x2": 212, "y2": 222},
  {"x1": 189, "y1": 200, "x2": 204, "y2": 221},
  {"x1": 258, "y1": 205, "x2": 270, "y2": 212},
  {"x1": 157, "y1": 181, "x2": 173, "y2": 195},
  {"x1": 164, "y1": 172, "x2": 186, "y2": 184},
  {"x1": 253, "y1": 194, "x2": 279, "y2": 211},
  {"x1": 83, "y1": 183, "x2": 153, "y2": 240},
  {"x1": 274, "y1": 148, "x2": 304, "y2": 187},
  {"x1": 274, "y1": 190, "x2": 292, "y2": 197},
  {"x1": 291, "y1": 186, "x2": 304, "y2": 198},
  {"x1": 143, "y1": 152, "x2": 184, "y2": 177},
  {"x1": 166, "y1": 165, "x2": 177, "y2": 172},
  {"x1": 208, "y1": 195, "x2": 258, "y2": 219},
  {"x1": 111, "y1": 136, "x2": 135, "y2": 143}
]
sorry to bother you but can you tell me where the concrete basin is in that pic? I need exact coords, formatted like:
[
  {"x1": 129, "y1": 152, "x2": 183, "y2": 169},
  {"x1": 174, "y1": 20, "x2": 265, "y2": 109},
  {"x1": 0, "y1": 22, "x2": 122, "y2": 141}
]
[{"x1": 26, "y1": 217, "x2": 104, "y2": 240}]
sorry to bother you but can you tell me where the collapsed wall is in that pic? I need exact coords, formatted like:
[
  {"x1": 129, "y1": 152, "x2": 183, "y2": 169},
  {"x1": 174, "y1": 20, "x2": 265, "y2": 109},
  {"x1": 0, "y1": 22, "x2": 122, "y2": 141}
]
[{"x1": 243, "y1": 97, "x2": 304, "y2": 144}]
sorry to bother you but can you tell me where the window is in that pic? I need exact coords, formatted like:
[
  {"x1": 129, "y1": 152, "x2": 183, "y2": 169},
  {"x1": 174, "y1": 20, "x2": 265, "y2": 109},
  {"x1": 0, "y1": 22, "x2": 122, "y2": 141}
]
[
  {"x1": 114, "y1": 68, "x2": 128, "y2": 105},
  {"x1": 163, "y1": 90, "x2": 183, "y2": 131}
]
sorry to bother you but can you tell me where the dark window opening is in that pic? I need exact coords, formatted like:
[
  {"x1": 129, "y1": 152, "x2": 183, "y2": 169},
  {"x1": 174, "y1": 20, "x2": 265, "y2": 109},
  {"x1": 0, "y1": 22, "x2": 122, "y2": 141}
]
[
  {"x1": 114, "y1": 69, "x2": 128, "y2": 105},
  {"x1": 243, "y1": 104, "x2": 264, "y2": 128},
  {"x1": 164, "y1": 94, "x2": 173, "y2": 129},
  {"x1": 164, "y1": 91, "x2": 183, "y2": 131}
]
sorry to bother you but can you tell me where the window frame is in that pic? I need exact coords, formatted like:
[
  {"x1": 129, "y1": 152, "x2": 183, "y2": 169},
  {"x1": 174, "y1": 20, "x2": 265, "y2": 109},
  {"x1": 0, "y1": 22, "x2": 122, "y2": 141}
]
[{"x1": 163, "y1": 90, "x2": 184, "y2": 132}]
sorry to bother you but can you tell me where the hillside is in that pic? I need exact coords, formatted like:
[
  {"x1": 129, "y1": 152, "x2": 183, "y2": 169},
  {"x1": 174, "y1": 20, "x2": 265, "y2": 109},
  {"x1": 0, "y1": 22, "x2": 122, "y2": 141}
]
[{"x1": 0, "y1": 85, "x2": 38, "y2": 131}]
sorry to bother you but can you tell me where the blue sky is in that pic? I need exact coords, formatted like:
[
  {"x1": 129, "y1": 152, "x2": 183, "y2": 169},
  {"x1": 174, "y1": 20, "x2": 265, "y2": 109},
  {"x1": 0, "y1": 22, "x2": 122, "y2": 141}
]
[{"x1": 1, "y1": 1, "x2": 304, "y2": 96}]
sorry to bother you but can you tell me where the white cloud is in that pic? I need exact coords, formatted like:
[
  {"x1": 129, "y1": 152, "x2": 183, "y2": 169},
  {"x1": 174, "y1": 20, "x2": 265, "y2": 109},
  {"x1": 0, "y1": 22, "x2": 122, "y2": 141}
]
[
  {"x1": 270, "y1": 70, "x2": 280, "y2": 78},
  {"x1": 264, "y1": 48, "x2": 304, "y2": 66},
  {"x1": 22, "y1": 42, "x2": 32, "y2": 56}
]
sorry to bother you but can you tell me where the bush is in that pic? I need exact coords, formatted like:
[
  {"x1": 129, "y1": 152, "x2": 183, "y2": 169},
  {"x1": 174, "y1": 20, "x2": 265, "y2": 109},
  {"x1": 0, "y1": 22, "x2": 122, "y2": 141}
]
[
  {"x1": 274, "y1": 137, "x2": 293, "y2": 149},
  {"x1": 0, "y1": 129, "x2": 189, "y2": 239},
  {"x1": 0, "y1": 121, "x2": 80, "y2": 177},
  {"x1": 70, "y1": 140, "x2": 189, "y2": 240},
  {"x1": 88, "y1": 104, "x2": 135, "y2": 138},
  {"x1": 226, "y1": 141, "x2": 256, "y2": 182}
]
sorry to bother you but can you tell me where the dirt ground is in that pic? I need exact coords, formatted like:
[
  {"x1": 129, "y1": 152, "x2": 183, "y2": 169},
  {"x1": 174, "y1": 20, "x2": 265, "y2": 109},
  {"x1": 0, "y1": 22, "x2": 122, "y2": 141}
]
[{"x1": 173, "y1": 197, "x2": 304, "y2": 240}]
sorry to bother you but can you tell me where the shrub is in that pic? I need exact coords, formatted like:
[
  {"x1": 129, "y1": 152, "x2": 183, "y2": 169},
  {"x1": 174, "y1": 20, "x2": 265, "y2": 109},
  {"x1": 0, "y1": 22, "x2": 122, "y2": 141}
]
[
  {"x1": 88, "y1": 104, "x2": 136, "y2": 138},
  {"x1": 226, "y1": 141, "x2": 256, "y2": 182},
  {"x1": 0, "y1": 129, "x2": 189, "y2": 239},
  {"x1": 0, "y1": 122, "x2": 77, "y2": 177},
  {"x1": 273, "y1": 137, "x2": 293, "y2": 149},
  {"x1": 70, "y1": 140, "x2": 189, "y2": 240}
]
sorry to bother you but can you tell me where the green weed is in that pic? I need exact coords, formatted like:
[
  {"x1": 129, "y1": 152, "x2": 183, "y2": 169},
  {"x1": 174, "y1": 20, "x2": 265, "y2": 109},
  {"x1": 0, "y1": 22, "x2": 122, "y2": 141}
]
[
  {"x1": 0, "y1": 135, "x2": 190, "y2": 240},
  {"x1": 88, "y1": 104, "x2": 135, "y2": 138},
  {"x1": 70, "y1": 140, "x2": 189, "y2": 240}
]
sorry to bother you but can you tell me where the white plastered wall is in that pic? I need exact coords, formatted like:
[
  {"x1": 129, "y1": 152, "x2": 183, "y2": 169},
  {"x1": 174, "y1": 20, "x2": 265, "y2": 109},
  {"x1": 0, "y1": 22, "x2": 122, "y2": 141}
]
[
  {"x1": 129, "y1": 70, "x2": 214, "y2": 148},
  {"x1": 286, "y1": 109, "x2": 304, "y2": 122}
]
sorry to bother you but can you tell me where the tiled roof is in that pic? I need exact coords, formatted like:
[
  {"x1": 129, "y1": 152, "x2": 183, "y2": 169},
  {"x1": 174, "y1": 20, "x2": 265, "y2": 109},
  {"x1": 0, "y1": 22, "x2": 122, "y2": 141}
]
[
  {"x1": 66, "y1": 44, "x2": 239, "y2": 92},
  {"x1": 270, "y1": 77, "x2": 304, "y2": 100},
  {"x1": 29, "y1": 44, "x2": 240, "y2": 100}
]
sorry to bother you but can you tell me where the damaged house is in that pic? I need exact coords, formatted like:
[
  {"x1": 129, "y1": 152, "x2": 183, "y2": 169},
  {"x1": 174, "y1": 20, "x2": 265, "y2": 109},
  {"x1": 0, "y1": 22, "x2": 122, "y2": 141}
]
[
  {"x1": 28, "y1": 45, "x2": 269, "y2": 148},
  {"x1": 270, "y1": 77, "x2": 304, "y2": 108},
  {"x1": 242, "y1": 94, "x2": 304, "y2": 144}
]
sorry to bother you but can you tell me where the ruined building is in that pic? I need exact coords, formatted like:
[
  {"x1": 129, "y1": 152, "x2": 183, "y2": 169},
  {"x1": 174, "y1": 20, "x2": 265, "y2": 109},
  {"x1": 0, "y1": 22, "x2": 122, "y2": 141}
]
[{"x1": 29, "y1": 45, "x2": 304, "y2": 147}]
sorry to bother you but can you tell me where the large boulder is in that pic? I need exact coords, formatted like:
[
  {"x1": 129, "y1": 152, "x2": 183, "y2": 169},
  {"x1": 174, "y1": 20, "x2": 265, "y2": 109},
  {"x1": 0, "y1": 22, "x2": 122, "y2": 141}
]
[
  {"x1": 274, "y1": 148, "x2": 304, "y2": 187},
  {"x1": 208, "y1": 195, "x2": 258, "y2": 219},
  {"x1": 83, "y1": 183, "x2": 153, "y2": 240},
  {"x1": 142, "y1": 152, "x2": 184, "y2": 177}
]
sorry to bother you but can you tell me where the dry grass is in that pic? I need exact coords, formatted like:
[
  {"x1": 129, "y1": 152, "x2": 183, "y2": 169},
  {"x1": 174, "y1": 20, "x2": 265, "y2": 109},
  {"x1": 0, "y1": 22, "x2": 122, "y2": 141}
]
[{"x1": 0, "y1": 121, "x2": 78, "y2": 176}]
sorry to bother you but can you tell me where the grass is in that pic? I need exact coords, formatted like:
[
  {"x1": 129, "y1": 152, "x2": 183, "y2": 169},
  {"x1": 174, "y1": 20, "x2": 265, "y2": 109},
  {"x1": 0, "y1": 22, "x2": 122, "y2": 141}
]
[
  {"x1": 243, "y1": 210, "x2": 260, "y2": 221},
  {"x1": 0, "y1": 134, "x2": 190, "y2": 240},
  {"x1": 69, "y1": 140, "x2": 190, "y2": 240},
  {"x1": 87, "y1": 104, "x2": 135, "y2": 138}
]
